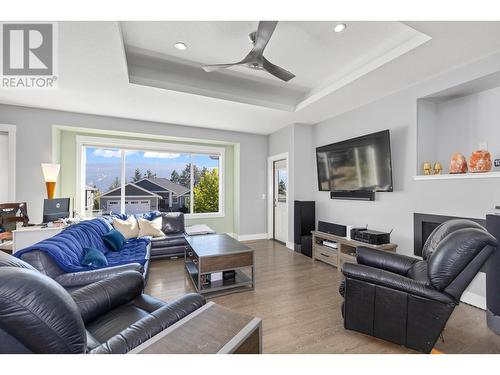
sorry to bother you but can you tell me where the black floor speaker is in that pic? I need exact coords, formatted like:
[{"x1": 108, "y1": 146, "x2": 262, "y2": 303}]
[{"x1": 294, "y1": 201, "x2": 315, "y2": 256}]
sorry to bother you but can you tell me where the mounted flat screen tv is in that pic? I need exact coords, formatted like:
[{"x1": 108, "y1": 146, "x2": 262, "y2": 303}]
[{"x1": 316, "y1": 130, "x2": 393, "y2": 192}]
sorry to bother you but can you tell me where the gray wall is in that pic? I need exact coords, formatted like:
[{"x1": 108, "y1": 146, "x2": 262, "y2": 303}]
[
  {"x1": 434, "y1": 86, "x2": 500, "y2": 166},
  {"x1": 268, "y1": 123, "x2": 315, "y2": 245},
  {"x1": 0, "y1": 104, "x2": 268, "y2": 236},
  {"x1": 309, "y1": 50, "x2": 500, "y2": 306}
]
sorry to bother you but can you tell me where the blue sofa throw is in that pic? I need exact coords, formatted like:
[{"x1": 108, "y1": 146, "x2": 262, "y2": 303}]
[{"x1": 15, "y1": 218, "x2": 150, "y2": 273}]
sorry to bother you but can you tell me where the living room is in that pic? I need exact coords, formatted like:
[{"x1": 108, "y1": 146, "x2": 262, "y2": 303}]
[{"x1": 1, "y1": 0, "x2": 500, "y2": 372}]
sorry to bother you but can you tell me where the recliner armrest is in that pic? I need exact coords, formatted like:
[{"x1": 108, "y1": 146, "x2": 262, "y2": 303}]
[
  {"x1": 54, "y1": 263, "x2": 143, "y2": 288},
  {"x1": 70, "y1": 271, "x2": 144, "y2": 323},
  {"x1": 342, "y1": 262, "x2": 456, "y2": 304},
  {"x1": 356, "y1": 247, "x2": 419, "y2": 275},
  {"x1": 90, "y1": 293, "x2": 206, "y2": 354}
]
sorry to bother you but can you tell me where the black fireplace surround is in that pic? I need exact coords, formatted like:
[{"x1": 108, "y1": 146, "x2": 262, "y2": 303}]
[{"x1": 414, "y1": 213, "x2": 485, "y2": 257}]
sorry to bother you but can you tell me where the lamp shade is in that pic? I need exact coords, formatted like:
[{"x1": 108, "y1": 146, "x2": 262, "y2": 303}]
[
  {"x1": 41, "y1": 163, "x2": 60, "y2": 182},
  {"x1": 41, "y1": 163, "x2": 60, "y2": 199}
]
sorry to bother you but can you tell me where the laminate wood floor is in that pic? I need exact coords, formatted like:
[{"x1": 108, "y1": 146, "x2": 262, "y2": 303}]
[{"x1": 145, "y1": 239, "x2": 500, "y2": 354}]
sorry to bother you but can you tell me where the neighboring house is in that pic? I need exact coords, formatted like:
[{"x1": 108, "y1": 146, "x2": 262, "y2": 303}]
[
  {"x1": 134, "y1": 178, "x2": 190, "y2": 211},
  {"x1": 98, "y1": 178, "x2": 190, "y2": 214},
  {"x1": 99, "y1": 183, "x2": 162, "y2": 214}
]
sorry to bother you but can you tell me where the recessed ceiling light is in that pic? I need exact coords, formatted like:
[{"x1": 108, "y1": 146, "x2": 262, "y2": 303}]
[
  {"x1": 174, "y1": 42, "x2": 187, "y2": 50},
  {"x1": 334, "y1": 23, "x2": 347, "y2": 33}
]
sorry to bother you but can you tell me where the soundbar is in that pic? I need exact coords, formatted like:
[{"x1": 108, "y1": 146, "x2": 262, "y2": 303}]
[
  {"x1": 318, "y1": 221, "x2": 347, "y2": 237},
  {"x1": 330, "y1": 191, "x2": 375, "y2": 201}
]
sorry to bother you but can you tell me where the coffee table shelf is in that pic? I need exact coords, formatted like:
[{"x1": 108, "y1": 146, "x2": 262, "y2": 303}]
[{"x1": 185, "y1": 234, "x2": 255, "y2": 297}]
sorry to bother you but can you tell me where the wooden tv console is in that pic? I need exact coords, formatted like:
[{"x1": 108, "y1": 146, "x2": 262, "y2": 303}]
[{"x1": 311, "y1": 230, "x2": 397, "y2": 271}]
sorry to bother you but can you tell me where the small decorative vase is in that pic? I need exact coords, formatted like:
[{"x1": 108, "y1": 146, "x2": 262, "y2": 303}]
[
  {"x1": 449, "y1": 153, "x2": 468, "y2": 174},
  {"x1": 423, "y1": 162, "x2": 432, "y2": 175},
  {"x1": 469, "y1": 150, "x2": 492, "y2": 173},
  {"x1": 433, "y1": 162, "x2": 443, "y2": 175}
]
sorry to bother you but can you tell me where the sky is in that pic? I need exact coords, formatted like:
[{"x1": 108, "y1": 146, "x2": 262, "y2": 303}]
[{"x1": 85, "y1": 147, "x2": 219, "y2": 192}]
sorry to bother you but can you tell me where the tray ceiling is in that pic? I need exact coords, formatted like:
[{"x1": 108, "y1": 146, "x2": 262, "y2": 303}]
[{"x1": 121, "y1": 21, "x2": 431, "y2": 111}]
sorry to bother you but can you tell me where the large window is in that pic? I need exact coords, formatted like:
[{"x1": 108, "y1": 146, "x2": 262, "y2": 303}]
[{"x1": 78, "y1": 137, "x2": 224, "y2": 218}]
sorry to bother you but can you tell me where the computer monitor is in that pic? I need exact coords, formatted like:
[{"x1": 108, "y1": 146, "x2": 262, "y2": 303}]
[{"x1": 43, "y1": 198, "x2": 70, "y2": 223}]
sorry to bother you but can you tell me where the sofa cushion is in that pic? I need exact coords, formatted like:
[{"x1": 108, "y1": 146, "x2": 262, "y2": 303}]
[
  {"x1": 161, "y1": 212, "x2": 184, "y2": 234},
  {"x1": 150, "y1": 232, "x2": 187, "y2": 248},
  {"x1": 105, "y1": 238, "x2": 150, "y2": 267},
  {"x1": 112, "y1": 216, "x2": 139, "y2": 239}
]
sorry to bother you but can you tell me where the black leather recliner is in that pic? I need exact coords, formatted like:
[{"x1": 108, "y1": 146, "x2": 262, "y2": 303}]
[
  {"x1": 339, "y1": 219, "x2": 498, "y2": 353},
  {"x1": 0, "y1": 251, "x2": 205, "y2": 354}
]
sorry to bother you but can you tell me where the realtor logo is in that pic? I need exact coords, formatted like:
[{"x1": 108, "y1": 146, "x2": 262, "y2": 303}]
[{"x1": 1, "y1": 22, "x2": 57, "y2": 88}]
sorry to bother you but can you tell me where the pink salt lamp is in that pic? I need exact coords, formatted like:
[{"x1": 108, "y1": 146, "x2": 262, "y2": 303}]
[
  {"x1": 469, "y1": 150, "x2": 492, "y2": 173},
  {"x1": 449, "y1": 153, "x2": 468, "y2": 174}
]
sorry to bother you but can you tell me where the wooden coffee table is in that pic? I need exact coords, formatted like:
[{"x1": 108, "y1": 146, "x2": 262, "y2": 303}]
[
  {"x1": 129, "y1": 302, "x2": 262, "y2": 354},
  {"x1": 185, "y1": 234, "x2": 255, "y2": 296}
]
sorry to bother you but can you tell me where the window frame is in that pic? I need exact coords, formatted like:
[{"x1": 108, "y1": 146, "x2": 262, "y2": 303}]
[{"x1": 76, "y1": 136, "x2": 225, "y2": 219}]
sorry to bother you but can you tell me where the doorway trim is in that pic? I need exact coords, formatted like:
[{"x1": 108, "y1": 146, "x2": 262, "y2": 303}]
[
  {"x1": 267, "y1": 152, "x2": 289, "y2": 245},
  {"x1": 0, "y1": 124, "x2": 16, "y2": 202}
]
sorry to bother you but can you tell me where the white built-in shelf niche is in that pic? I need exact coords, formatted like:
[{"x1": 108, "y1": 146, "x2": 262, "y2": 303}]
[{"x1": 415, "y1": 70, "x2": 500, "y2": 181}]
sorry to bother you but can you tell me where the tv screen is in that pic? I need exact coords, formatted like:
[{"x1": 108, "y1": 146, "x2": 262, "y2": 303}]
[{"x1": 316, "y1": 130, "x2": 393, "y2": 192}]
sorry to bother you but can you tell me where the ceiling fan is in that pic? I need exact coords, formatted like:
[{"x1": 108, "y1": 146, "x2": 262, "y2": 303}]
[{"x1": 202, "y1": 21, "x2": 296, "y2": 82}]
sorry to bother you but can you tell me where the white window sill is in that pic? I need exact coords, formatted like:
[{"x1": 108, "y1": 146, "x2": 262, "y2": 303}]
[{"x1": 185, "y1": 212, "x2": 224, "y2": 220}]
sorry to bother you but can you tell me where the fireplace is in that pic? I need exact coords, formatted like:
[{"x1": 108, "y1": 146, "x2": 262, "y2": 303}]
[{"x1": 413, "y1": 213, "x2": 486, "y2": 257}]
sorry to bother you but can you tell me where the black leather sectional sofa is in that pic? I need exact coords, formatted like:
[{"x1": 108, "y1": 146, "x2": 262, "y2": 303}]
[{"x1": 0, "y1": 251, "x2": 205, "y2": 354}]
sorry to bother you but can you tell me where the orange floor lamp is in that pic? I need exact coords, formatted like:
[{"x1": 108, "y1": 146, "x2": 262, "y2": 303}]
[{"x1": 41, "y1": 163, "x2": 60, "y2": 199}]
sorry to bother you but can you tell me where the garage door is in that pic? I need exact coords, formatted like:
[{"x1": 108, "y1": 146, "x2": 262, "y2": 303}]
[{"x1": 107, "y1": 200, "x2": 151, "y2": 214}]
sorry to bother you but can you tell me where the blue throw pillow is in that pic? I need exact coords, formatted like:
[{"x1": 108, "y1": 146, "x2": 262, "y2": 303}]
[
  {"x1": 102, "y1": 229, "x2": 126, "y2": 251},
  {"x1": 81, "y1": 247, "x2": 108, "y2": 268}
]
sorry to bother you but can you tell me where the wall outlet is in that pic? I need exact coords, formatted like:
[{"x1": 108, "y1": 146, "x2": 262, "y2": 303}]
[
  {"x1": 479, "y1": 142, "x2": 488, "y2": 150},
  {"x1": 261, "y1": 193, "x2": 266, "y2": 200}
]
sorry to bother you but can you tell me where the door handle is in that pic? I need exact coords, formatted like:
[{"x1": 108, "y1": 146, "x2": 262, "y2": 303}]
[{"x1": 320, "y1": 253, "x2": 330, "y2": 258}]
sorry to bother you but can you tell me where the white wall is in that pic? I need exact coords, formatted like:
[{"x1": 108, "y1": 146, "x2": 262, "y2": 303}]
[
  {"x1": 0, "y1": 104, "x2": 268, "y2": 236},
  {"x1": 308, "y1": 50, "x2": 500, "y2": 308}
]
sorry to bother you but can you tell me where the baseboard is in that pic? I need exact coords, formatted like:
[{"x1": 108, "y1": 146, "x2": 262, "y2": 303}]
[
  {"x1": 237, "y1": 233, "x2": 268, "y2": 241},
  {"x1": 461, "y1": 291, "x2": 486, "y2": 310}
]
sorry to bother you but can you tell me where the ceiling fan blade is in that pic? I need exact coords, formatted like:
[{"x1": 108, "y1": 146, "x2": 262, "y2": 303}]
[
  {"x1": 252, "y1": 21, "x2": 278, "y2": 54},
  {"x1": 262, "y1": 58, "x2": 295, "y2": 82},
  {"x1": 202, "y1": 52, "x2": 256, "y2": 72},
  {"x1": 202, "y1": 63, "x2": 240, "y2": 72}
]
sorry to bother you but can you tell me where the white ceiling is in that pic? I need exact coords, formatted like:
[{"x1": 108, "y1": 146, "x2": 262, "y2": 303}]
[
  {"x1": 121, "y1": 21, "x2": 430, "y2": 110},
  {"x1": 1, "y1": 21, "x2": 500, "y2": 134}
]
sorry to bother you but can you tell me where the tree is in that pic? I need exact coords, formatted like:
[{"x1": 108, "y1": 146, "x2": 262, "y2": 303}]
[
  {"x1": 178, "y1": 164, "x2": 202, "y2": 188},
  {"x1": 144, "y1": 169, "x2": 157, "y2": 179},
  {"x1": 278, "y1": 179, "x2": 286, "y2": 196},
  {"x1": 193, "y1": 168, "x2": 219, "y2": 213},
  {"x1": 178, "y1": 164, "x2": 191, "y2": 188},
  {"x1": 132, "y1": 168, "x2": 142, "y2": 182},
  {"x1": 170, "y1": 170, "x2": 180, "y2": 184},
  {"x1": 108, "y1": 176, "x2": 120, "y2": 191}
]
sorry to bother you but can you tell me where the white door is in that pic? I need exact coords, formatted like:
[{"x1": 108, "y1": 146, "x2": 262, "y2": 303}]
[
  {"x1": 0, "y1": 132, "x2": 9, "y2": 203},
  {"x1": 273, "y1": 159, "x2": 287, "y2": 243}
]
